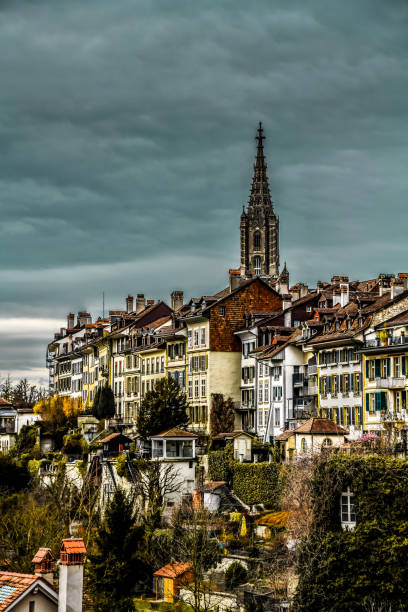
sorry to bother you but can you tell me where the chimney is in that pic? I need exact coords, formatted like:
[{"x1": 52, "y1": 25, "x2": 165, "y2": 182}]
[
  {"x1": 391, "y1": 278, "x2": 405, "y2": 299},
  {"x1": 290, "y1": 286, "x2": 300, "y2": 301},
  {"x1": 340, "y1": 282, "x2": 349, "y2": 307},
  {"x1": 229, "y1": 269, "x2": 241, "y2": 292},
  {"x1": 299, "y1": 283, "x2": 308, "y2": 298},
  {"x1": 171, "y1": 290, "x2": 184, "y2": 311},
  {"x1": 146, "y1": 299, "x2": 154, "y2": 306},
  {"x1": 67, "y1": 313, "x2": 75, "y2": 329},
  {"x1": 317, "y1": 280, "x2": 324, "y2": 290},
  {"x1": 282, "y1": 294, "x2": 292, "y2": 327},
  {"x1": 136, "y1": 294, "x2": 145, "y2": 314},
  {"x1": 77, "y1": 312, "x2": 92, "y2": 326},
  {"x1": 58, "y1": 538, "x2": 86, "y2": 612},
  {"x1": 333, "y1": 288, "x2": 341, "y2": 306},
  {"x1": 32, "y1": 547, "x2": 56, "y2": 586},
  {"x1": 126, "y1": 295, "x2": 134, "y2": 313},
  {"x1": 397, "y1": 273, "x2": 408, "y2": 289}
]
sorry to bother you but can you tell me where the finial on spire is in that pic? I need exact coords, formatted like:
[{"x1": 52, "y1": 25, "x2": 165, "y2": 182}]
[{"x1": 256, "y1": 121, "x2": 265, "y2": 145}]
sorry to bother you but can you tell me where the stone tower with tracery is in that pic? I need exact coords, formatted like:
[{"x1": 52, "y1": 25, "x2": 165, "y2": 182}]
[{"x1": 240, "y1": 122, "x2": 279, "y2": 281}]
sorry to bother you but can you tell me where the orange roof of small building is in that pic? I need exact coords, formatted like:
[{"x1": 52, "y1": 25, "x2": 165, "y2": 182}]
[
  {"x1": 202, "y1": 481, "x2": 227, "y2": 492},
  {"x1": 31, "y1": 548, "x2": 54, "y2": 564},
  {"x1": 61, "y1": 538, "x2": 87, "y2": 554},
  {"x1": 0, "y1": 398, "x2": 13, "y2": 407},
  {"x1": 212, "y1": 430, "x2": 254, "y2": 440},
  {"x1": 294, "y1": 418, "x2": 349, "y2": 435},
  {"x1": 152, "y1": 427, "x2": 198, "y2": 438},
  {"x1": 0, "y1": 572, "x2": 39, "y2": 610},
  {"x1": 154, "y1": 562, "x2": 191, "y2": 579},
  {"x1": 275, "y1": 430, "x2": 294, "y2": 441},
  {"x1": 100, "y1": 432, "x2": 132, "y2": 443}
]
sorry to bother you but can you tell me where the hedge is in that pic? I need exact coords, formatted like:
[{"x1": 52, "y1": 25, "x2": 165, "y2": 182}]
[
  {"x1": 232, "y1": 462, "x2": 280, "y2": 508},
  {"x1": 208, "y1": 450, "x2": 231, "y2": 482}
]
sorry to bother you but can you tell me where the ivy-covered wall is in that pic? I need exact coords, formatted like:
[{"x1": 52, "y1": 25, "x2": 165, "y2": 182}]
[
  {"x1": 208, "y1": 450, "x2": 231, "y2": 482},
  {"x1": 232, "y1": 462, "x2": 280, "y2": 508},
  {"x1": 295, "y1": 454, "x2": 408, "y2": 611}
]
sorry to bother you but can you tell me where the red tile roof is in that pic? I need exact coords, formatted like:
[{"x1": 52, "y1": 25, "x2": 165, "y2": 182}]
[
  {"x1": 0, "y1": 572, "x2": 38, "y2": 610},
  {"x1": 154, "y1": 562, "x2": 191, "y2": 579},
  {"x1": 294, "y1": 418, "x2": 349, "y2": 435},
  {"x1": 202, "y1": 481, "x2": 227, "y2": 492},
  {"x1": 61, "y1": 538, "x2": 86, "y2": 555},
  {"x1": 0, "y1": 398, "x2": 13, "y2": 407},
  {"x1": 152, "y1": 427, "x2": 198, "y2": 439},
  {"x1": 31, "y1": 548, "x2": 54, "y2": 564}
]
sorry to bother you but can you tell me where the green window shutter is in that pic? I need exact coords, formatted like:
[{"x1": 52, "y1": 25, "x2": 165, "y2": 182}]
[
  {"x1": 375, "y1": 392, "x2": 381, "y2": 411},
  {"x1": 375, "y1": 359, "x2": 381, "y2": 378},
  {"x1": 381, "y1": 391, "x2": 387, "y2": 410},
  {"x1": 365, "y1": 393, "x2": 370, "y2": 411},
  {"x1": 402, "y1": 357, "x2": 406, "y2": 376},
  {"x1": 386, "y1": 358, "x2": 391, "y2": 377},
  {"x1": 366, "y1": 359, "x2": 370, "y2": 379}
]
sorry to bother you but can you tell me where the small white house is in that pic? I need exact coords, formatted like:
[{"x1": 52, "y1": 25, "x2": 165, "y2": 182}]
[
  {"x1": 150, "y1": 427, "x2": 198, "y2": 504},
  {"x1": 212, "y1": 430, "x2": 254, "y2": 462},
  {"x1": 275, "y1": 417, "x2": 349, "y2": 462}
]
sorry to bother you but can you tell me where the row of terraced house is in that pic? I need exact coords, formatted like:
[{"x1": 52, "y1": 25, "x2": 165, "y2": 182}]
[{"x1": 46, "y1": 270, "x2": 408, "y2": 452}]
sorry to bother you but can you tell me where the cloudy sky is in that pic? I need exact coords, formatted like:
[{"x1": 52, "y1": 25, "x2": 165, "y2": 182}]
[{"x1": 1, "y1": 0, "x2": 408, "y2": 386}]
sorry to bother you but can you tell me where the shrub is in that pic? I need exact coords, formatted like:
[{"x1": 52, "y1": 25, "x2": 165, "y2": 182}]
[
  {"x1": 232, "y1": 462, "x2": 280, "y2": 508},
  {"x1": 225, "y1": 561, "x2": 248, "y2": 590},
  {"x1": 116, "y1": 455, "x2": 129, "y2": 479},
  {"x1": 208, "y1": 450, "x2": 231, "y2": 482}
]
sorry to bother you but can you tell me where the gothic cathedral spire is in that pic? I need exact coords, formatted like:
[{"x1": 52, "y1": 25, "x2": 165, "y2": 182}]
[{"x1": 240, "y1": 122, "x2": 280, "y2": 280}]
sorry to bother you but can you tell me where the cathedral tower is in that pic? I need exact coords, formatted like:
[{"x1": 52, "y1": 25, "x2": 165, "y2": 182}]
[{"x1": 240, "y1": 123, "x2": 279, "y2": 280}]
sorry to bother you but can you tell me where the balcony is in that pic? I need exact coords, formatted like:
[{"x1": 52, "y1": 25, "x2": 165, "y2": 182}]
[
  {"x1": 376, "y1": 377, "x2": 406, "y2": 389},
  {"x1": 238, "y1": 403, "x2": 256, "y2": 411},
  {"x1": 365, "y1": 336, "x2": 408, "y2": 349},
  {"x1": 293, "y1": 373, "x2": 307, "y2": 387}
]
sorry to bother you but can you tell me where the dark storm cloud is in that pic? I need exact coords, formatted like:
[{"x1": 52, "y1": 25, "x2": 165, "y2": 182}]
[{"x1": 1, "y1": 0, "x2": 408, "y2": 381}]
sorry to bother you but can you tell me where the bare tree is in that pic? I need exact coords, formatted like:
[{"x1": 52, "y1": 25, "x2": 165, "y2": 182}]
[{"x1": 127, "y1": 459, "x2": 183, "y2": 530}]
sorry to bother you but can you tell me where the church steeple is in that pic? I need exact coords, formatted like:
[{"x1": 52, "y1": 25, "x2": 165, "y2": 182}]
[
  {"x1": 248, "y1": 122, "x2": 274, "y2": 211},
  {"x1": 240, "y1": 123, "x2": 280, "y2": 281}
]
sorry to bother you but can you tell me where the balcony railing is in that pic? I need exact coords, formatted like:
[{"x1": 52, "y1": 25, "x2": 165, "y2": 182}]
[
  {"x1": 293, "y1": 373, "x2": 306, "y2": 386},
  {"x1": 376, "y1": 378, "x2": 406, "y2": 389},
  {"x1": 308, "y1": 365, "x2": 318, "y2": 375},
  {"x1": 365, "y1": 336, "x2": 408, "y2": 349}
]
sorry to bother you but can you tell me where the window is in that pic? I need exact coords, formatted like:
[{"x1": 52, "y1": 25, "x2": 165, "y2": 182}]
[
  {"x1": 322, "y1": 437, "x2": 333, "y2": 447},
  {"x1": 301, "y1": 438, "x2": 307, "y2": 454},
  {"x1": 258, "y1": 385, "x2": 263, "y2": 403},
  {"x1": 253, "y1": 256, "x2": 262, "y2": 275},
  {"x1": 395, "y1": 356, "x2": 401, "y2": 378},
  {"x1": 161, "y1": 358, "x2": 165, "y2": 373},
  {"x1": 253, "y1": 231, "x2": 261, "y2": 250},
  {"x1": 341, "y1": 487, "x2": 356, "y2": 530},
  {"x1": 194, "y1": 330, "x2": 199, "y2": 346},
  {"x1": 188, "y1": 380, "x2": 192, "y2": 398},
  {"x1": 193, "y1": 356, "x2": 199, "y2": 372},
  {"x1": 219, "y1": 306, "x2": 225, "y2": 316},
  {"x1": 306, "y1": 305, "x2": 312, "y2": 313},
  {"x1": 264, "y1": 381, "x2": 269, "y2": 403},
  {"x1": 188, "y1": 330, "x2": 192, "y2": 348},
  {"x1": 274, "y1": 407, "x2": 280, "y2": 427},
  {"x1": 201, "y1": 327, "x2": 206, "y2": 345},
  {"x1": 29, "y1": 602, "x2": 35, "y2": 612},
  {"x1": 201, "y1": 379, "x2": 206, "y2": 397},
  {"x1": 194, "y1": 380, "x2": 199, "y2": 398}
]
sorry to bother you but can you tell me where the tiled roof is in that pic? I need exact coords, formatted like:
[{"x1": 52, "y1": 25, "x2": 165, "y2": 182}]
[
  {"x1": 99, "y1": 432, "x2": 132, "y2": 443},
  {"x1": 0, "y1": 572, "x2": 39, "y2": 610},
  {"x1": 31, "y1": 548, "x2": 54, "y2": 564},
  {"x1": 152, "y1": 427, "x2": 198, "y2": 439},
  {"x1": 377, "y1": 309, "x2": 408, "y2": 328},
  {"x1": 294, "y1": 418, "x2": 349, "y2": 435},
  {"x1": 212, "y1": 430, "x2": 254, "y2": 440},
  {"x1": 154, "y1": 562, "x2": 191, "y2": 579},
  {"x1": 61, "y1": 538, "x2": 87, "y2": 554},
  {"x1": 275, "y1": 430, "x2": 294, "y2": 441},
  {"x1": 202, "y1": 481, "x2": 227, "y2": 492}
]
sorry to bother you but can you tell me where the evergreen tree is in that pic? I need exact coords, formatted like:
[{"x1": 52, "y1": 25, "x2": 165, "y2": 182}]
[
  {"x1": 99, "y1": 384, "x2": 115, "y2": 420},
  {"x1": 209, "y1": 393, "x2": 235, "y2": 438},
  {"x1": 137, "y1": 377, "x2": 189, "y2": 439},
  {"x1": 87, "y1": 488, "x2": 150, "y2": 610},
  {"x1": 92, "y1": 384, "x2": 115, "y2": 420}
]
